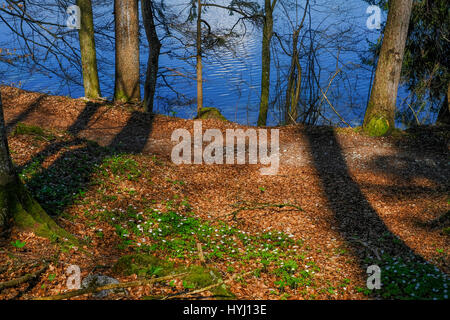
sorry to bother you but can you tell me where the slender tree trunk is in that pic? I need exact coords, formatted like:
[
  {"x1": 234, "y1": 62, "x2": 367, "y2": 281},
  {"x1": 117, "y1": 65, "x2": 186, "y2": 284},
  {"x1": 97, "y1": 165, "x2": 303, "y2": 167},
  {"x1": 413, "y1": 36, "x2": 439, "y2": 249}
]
[
  {"x1": 141, "y1": 0, "x2": 161, "y2": 113},
  {"x1": 0, "y1": 91, "x2": 19, "y2": 228},
  {"x1": 284, "y1": 0, "x2": 308, "y2": 125},
  {"x1": 257, "y1": 0, "x2": 277, "y2": 127},
  {"x1": 0, "y1": 91, "x2": 71, "y2": 239},
  {"x1": 363, "y1": 0, "x2": 413, "y2": 136},
  {"x1": 436, "y1": 82, "x2": 450, "y2": 125},
  {"x1": 196, "y1": 0, "x2": 204, "y2": 114},
  {"x1": 77, "y1": 0, "x2": 101, "y2": 99},
  {"x1": 114, "y1": 0, "x2": 141, "y2": 102},
  {"x1": 285, "y1": 29, "x2": 301, "y2": 124}
]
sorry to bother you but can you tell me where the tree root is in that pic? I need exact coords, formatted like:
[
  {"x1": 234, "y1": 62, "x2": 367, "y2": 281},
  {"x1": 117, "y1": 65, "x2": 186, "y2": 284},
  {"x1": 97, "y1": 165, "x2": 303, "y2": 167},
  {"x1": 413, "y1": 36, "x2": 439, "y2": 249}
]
[
  {"x1": 0, "y1": 263, "x2": 48, "y2": 291},
  {"x1": 1, "y1": 178, "x2": 76, "y2": 245}
]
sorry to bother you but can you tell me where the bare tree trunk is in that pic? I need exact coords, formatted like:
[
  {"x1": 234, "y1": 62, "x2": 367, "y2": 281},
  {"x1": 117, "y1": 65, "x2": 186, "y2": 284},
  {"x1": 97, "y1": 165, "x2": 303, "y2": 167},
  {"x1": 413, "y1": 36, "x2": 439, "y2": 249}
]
[
  {"x1": 284, "y1": 0, "x2": 308, "y2": 125},
  {"x1": 363, "y1": 0, "x2": 413, "y2": 136},
  {"x1": 77, "y1": 0, "x2": 101, "y2": 99},
  {"x1": 285, "y1": 34, "x2": 300, "y2": 124},
  {"x1": 0, "y1": 91, "x2": 71, "y2": 239},
  {"x1": 196, "y1": 0, "x2": 204, "y2": 114},
  {"x1": 257, "y1": 0, "x2": 277, "y2": 127},
  {"x1": 436, "y1": 82, "x2": 450, "y2": 125},
  {"x1": 141, "y1": 0, "x2": 161, "y2": 113},
  {"x1": 0, "y1": 93, "x2": 15, "y2": 191},
  {"x1": 114, "y1": 0, "x2": 141, "y2": 102}
]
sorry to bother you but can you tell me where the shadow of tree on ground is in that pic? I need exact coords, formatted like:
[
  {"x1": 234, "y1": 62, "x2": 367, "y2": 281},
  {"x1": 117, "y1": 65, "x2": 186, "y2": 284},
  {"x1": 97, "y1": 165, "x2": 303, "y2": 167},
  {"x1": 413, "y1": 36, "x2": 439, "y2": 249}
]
[
  {"x1": 17, "y1": 106, "x2": 154, "y2": 217},
  {"x1": 6, "y1": 94, "x2": 46, "y2": 133},
  {"x1": 303, "y1": 126, "x2": 449, "y2": 299}
]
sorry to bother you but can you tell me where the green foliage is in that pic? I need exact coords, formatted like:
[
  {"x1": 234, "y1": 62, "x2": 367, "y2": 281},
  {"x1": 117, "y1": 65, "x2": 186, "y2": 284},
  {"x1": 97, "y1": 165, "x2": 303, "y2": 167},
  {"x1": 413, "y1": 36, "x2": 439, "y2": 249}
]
[
  {"x1": 443, "y1": 227, "x2": 450, "y2": 235},
  {"x1": 12, "y1": 122, "x2": 44, "y2": 136},
  {"x1": 364, "y1": 115, "x2": 390, "y2": 136},
  {"x1": 101, "y1": 197, "x2": 312, "y2": 291},
  {"x1": 12, "y1": 122, "x2": 54, "y2": 140},
  {"x1": 113, "y1": 253, "x2": 233, "y2": 297},
  {"x1": 273, "y1": 260, "x2": 319, "y2": 290},
  {"x1": 21, "y1": 146, "x2": 107, "y2": 215},
  {"x1": 11, "y1": 239, "x2": 26, "y2": 248},
  {"x1": 183, "y1": 266, "x2": 216, "y2": 289},
  {"x1": 376, "y1": 256, "x2": 450, "y2": 300},
  {"x1": 403, "y1": 0, "x2": 449, "y2": 98},
  {"x1": 363, "y1": 0, "x2": 450, "y2": 125},
  {"x1": 113, "y1": 254, "x2": 172, "y2": 277},
  {"x1": 101, "y1": 154, "x2": 142, "y2": 181},
  {"x1": 195, "y1": 107, "x2": 228, "y2": 121}
]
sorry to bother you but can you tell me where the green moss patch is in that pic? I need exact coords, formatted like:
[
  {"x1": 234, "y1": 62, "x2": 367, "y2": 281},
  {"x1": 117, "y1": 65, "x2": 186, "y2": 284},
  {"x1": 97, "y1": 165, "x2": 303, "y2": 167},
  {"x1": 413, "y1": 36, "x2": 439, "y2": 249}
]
[
  {"x1": 113, "y1": 254, "x2": 234, "y2": 298},
  {"x1": 364, "y1": 116, "x2": 391, "y2": 136},
  {"x1": 195, "y1": 107, "x2": 227, "y2": 121},
  {"x1": 113, "y1": 254, "x2": 174, "y2": 277},
  {"x1": 1, "y1": 180, "x2": 77, "y2": 246},
  {"x1": 182, "y1": 265, "x2": 234, "y2": 298},
  {"x1": 12, "y1": 122, "x2": 54, "y2": 140}
]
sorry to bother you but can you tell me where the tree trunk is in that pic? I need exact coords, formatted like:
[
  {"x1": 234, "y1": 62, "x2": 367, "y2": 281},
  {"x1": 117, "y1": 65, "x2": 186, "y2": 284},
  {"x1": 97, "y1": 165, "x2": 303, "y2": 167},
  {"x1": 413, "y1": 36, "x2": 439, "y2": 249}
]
[
  {"x1": 196, "y1": 0, "x2": 204, "y2": 114},
  {"x1": 257, "y1": 0, "x2": 276, "y2": 127},
  {"x1": 436, "y1": 82, "x2": 450, "y2": 125},
  {"x1": 77, "y1": 0, "x2": 101, "y2": 99},
  {"x1": 284, "y1": 0, "x2": 308, "y2": 125},
  {"x1": 141, "y1": 0, "x2": 161, "y2": 113},
  {"x1": 114, "y1": 0, "x2": 141, "y2": 102},
  {"x1": 0, "y1": 91, "x2": 71, "y2": 240},
  {"x1": 285, "y1": 29, "x2": 301, "y2": 124},
  {"x1": 362, "y1": 0, "x2": 413, "y2": 136}
]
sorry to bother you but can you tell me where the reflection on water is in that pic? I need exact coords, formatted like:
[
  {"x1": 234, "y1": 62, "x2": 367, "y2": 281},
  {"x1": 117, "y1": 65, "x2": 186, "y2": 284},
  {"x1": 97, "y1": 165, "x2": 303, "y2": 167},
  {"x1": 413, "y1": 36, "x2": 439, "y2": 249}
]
[{"x1": 0, "y1": 0, "x2": 384, "y2": 126}]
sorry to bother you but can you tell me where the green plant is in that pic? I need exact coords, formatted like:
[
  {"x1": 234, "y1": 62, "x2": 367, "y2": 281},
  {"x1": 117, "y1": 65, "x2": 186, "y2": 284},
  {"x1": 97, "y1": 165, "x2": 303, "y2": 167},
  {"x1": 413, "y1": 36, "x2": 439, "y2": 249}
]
[
  {"x1": 376, "y1": 256, "x2": 450, "y2": 300},
  {"x1": 101, "y1": 154, "x2": 142, "y2": 181},
  {"x1": 103, "y1": 197, "x2": 315, "y2": 292},
  {"x1": 11, "y1": 240, "x2": 26, "y2": 248},
  {"x1": 12, "y1": 122, "x2": 48, "y2": 139}
]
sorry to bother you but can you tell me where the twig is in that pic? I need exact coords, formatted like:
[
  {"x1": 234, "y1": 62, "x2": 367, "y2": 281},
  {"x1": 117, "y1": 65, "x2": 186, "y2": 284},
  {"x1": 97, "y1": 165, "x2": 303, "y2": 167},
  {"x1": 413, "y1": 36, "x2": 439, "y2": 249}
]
[
  {"x1": 163, "y1": 270, "x2": 254, "y2": 300},
  {"x1": 197, "y1": 243, "x2": 206, "y2": 266},
  {"x1": 229, "y1": 202, "x2": 304, "y2": 221},
  {"x1": 319, "y1": 87, "x2": 352, "y2": 128},
  {"x1": 34, "y1": 272, "x2": 189, "y2": 300},
  {"x1": 0, "y1": 263, "x2": 48, "y2": 291},
  {"x1": 351, "y1": 239, "x2": 381, "y2": 261},
  {"x1": 177, "y1": 279, "x2": 224, "y2": 297}
]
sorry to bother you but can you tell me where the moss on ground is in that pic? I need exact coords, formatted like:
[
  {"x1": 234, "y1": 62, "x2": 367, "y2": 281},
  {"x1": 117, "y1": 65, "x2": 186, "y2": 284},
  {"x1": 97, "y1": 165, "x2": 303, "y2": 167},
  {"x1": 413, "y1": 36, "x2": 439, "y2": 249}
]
[
  {"x1": 11, "y1": 122, "x2": 54, "y2": 140},
  {"x1": 443, "y1": 227, "x2": 450, "y2": 236},
  {"x1": 113, "y1": 254, "x2": 174, "y2": 277},
  {"x1": 363, "y1": 116, "x2": 391, "y2": 137},
  {"x1": 1, "y1": 179, "x2": 76, "y2": 245},
  {"x1": 113, "y1": 253, "x2": 234, "y2": 298},
  {"x1": 195, "y1": 107, "x2": 227, "y2": 121}
]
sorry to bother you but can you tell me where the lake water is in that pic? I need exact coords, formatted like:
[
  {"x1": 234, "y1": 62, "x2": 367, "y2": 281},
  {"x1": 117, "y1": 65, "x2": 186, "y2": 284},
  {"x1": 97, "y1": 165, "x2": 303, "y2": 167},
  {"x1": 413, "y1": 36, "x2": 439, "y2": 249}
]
[{"x1": 0, "y1": 0, "x2": 387, "y2": 127}]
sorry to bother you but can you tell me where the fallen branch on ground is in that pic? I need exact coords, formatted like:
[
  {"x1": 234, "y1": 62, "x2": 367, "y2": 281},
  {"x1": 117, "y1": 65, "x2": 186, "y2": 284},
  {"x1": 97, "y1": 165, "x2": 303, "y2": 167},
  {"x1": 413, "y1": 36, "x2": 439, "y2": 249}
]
[
  {"x1": 350, "y1": 239, "x2": 381, "y2": 261},
  {"x1": 0, "y1": 263, "x2": 48, "y2": 291},
  {"x1": 197, "y1": 242, "x2": 206, "y2": 266},
  {"x1": 34, "y1": 272, "x2": 189, "y2": 300},
  {"x1": 228, "y1": 202, "x2": 304, "y2": 221},
  {"x1": 162, "y1": 270, "x2": 254, "y2": 300}
]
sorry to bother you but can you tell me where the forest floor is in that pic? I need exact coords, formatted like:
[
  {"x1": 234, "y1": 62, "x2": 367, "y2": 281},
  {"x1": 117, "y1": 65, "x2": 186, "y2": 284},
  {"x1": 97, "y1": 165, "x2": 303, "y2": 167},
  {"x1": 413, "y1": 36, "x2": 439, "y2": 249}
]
[{"x1": 0, "y1": 86, "x2": 448, "y2": 300}]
